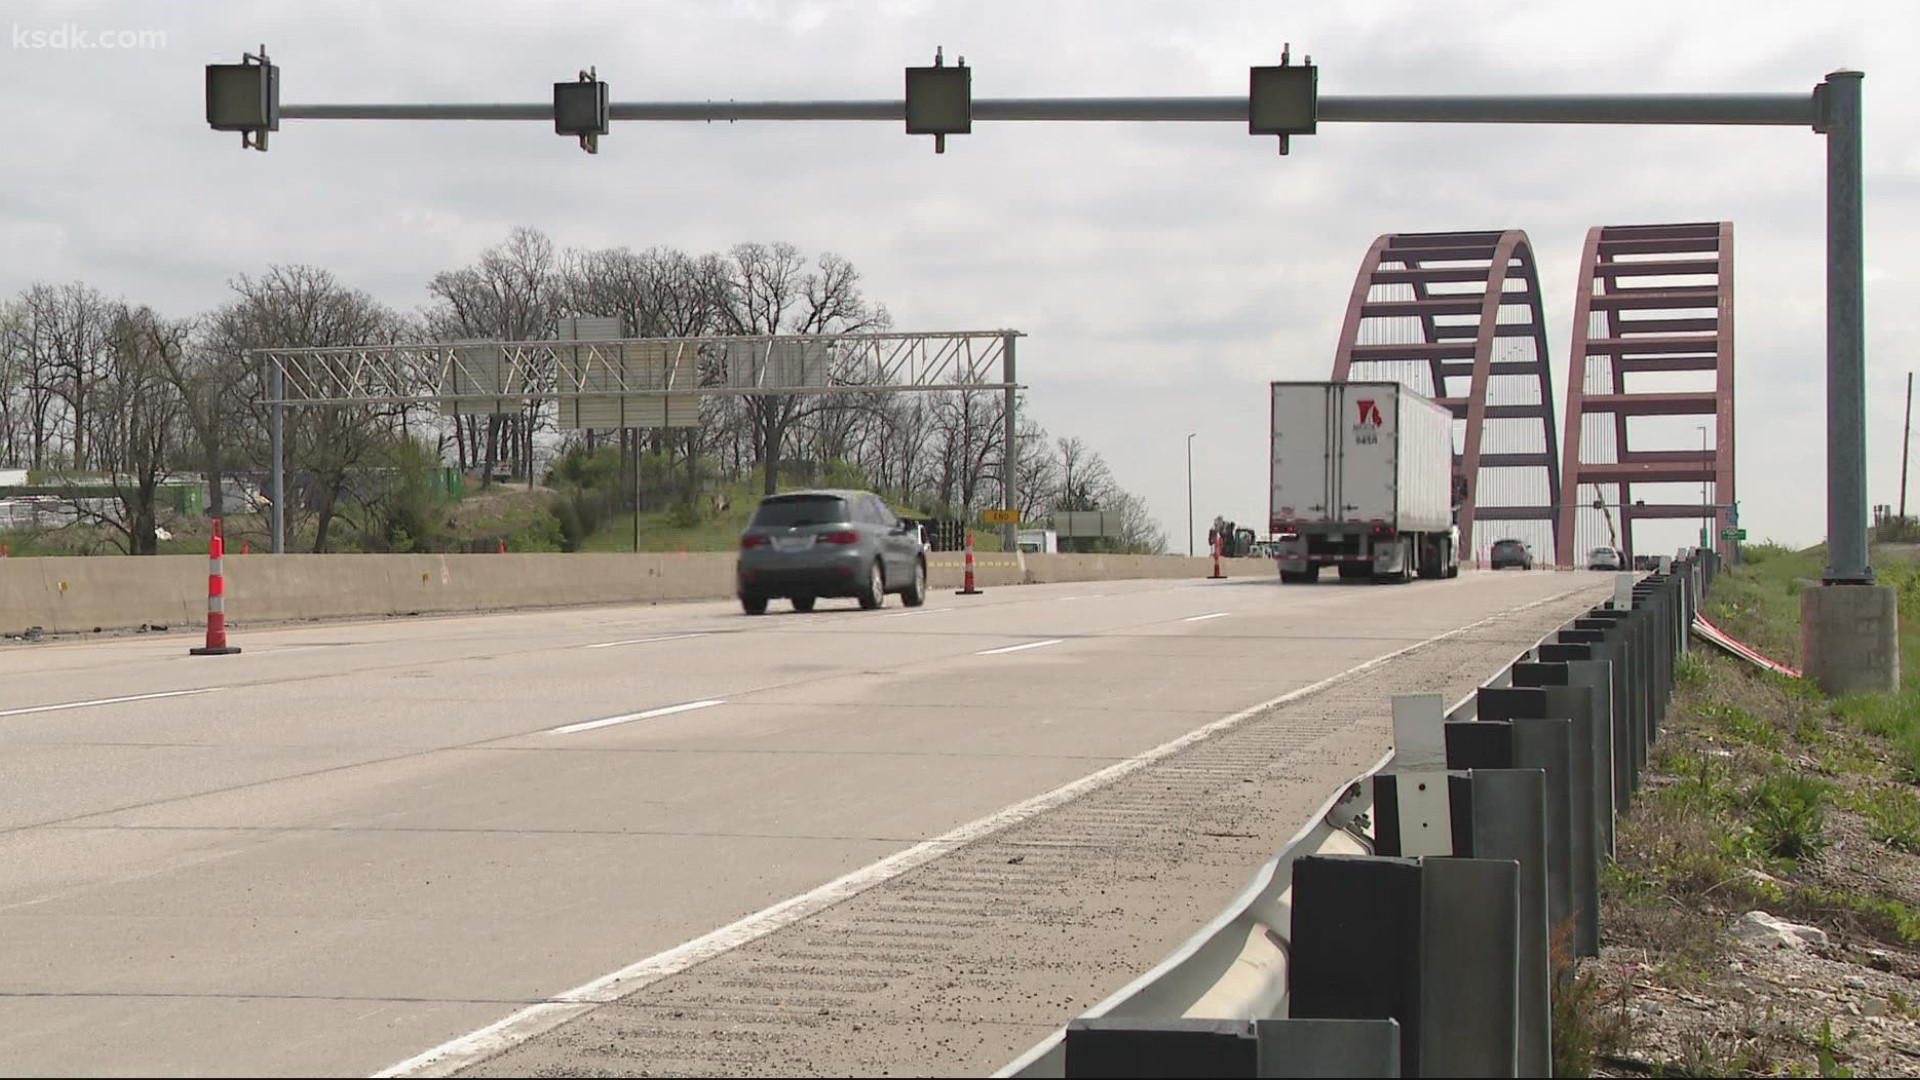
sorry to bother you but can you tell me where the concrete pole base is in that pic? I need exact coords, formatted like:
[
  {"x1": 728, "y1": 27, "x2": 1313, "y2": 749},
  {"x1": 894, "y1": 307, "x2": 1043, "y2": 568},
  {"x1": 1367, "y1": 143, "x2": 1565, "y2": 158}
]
[{"x1": 1802, "y1": 583, "x2": 1900, "y2": 695}]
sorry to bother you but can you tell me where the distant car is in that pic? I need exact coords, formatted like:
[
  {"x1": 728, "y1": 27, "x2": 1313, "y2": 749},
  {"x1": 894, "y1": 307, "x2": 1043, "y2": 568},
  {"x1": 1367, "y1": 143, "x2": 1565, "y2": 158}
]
[
  {"x1": 1489, "y1": 538, "x2": 1533, "y2": 571},
  {"x1": 736, "y1": 489, "x2": 928, "y2": 615},
  {"x1": 1587, "y1": 546, "x2": 1623, "y2": 571}
]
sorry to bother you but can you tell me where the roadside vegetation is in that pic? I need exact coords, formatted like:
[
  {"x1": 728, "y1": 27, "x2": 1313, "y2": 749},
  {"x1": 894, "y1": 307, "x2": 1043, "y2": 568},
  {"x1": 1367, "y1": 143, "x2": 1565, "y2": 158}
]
[
  {"x1": 0, "y1": 228, "x2": 1166, "y2": 560},
  {"x1": 1556, "y1": 542, "x2": 1920, "y2": 1078},
  {"x1": 0, "y1": 445, "x2": 1167, "y2": 558}
]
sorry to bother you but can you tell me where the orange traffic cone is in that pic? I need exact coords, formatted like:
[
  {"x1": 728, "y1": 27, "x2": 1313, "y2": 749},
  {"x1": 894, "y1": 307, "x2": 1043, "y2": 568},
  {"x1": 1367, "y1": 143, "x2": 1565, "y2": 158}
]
[
  {"x1": 956, "y1": 531, "x2": 984, "y2": 595},
  {"x1": 190, "y1": 518, "x2": 241, "y2": 656}
]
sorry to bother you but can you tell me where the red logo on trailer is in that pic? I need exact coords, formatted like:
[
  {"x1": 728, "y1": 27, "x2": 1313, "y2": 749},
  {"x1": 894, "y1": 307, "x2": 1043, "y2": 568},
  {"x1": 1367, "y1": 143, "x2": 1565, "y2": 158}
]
[{"x1": 1353, "y1": 398, "x2": 1384, "y2": 444}]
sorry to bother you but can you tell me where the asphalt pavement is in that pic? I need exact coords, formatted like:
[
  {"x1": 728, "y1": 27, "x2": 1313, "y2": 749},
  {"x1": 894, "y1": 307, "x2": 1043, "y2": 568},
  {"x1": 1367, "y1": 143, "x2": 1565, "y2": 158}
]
[{"x1": 0, "y1": 568, "x2": 1611, "y2": 1077}]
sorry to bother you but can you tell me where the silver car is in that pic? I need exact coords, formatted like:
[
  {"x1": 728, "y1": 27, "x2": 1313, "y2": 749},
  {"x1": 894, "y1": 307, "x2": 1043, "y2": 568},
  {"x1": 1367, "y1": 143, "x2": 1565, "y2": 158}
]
[
  {"x1": 736, "y1": 489, "x2": 929, "y2": 615},
  {"x1": 1588, "y1": 546, "x2": 1623, "y2": 571}
]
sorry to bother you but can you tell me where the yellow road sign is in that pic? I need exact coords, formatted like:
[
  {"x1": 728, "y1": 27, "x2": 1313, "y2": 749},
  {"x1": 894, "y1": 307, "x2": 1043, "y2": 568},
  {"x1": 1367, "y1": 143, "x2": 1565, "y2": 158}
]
[{"x1": 982, "y1": 508, "x2": 1020, "y2": 525}]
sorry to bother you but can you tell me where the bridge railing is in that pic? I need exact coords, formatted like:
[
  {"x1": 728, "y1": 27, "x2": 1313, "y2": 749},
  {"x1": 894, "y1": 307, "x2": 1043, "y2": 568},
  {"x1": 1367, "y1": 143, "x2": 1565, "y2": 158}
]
[{"x1": 996, "y1": 550, "x2": 1718, "y2": 1079}]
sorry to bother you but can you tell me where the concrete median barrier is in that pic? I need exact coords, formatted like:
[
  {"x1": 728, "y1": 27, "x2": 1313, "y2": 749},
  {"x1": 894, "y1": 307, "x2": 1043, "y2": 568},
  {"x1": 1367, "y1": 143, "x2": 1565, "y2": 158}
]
[{"x1": 1, "y1": 551, "x2": 1274, "y2": 636}]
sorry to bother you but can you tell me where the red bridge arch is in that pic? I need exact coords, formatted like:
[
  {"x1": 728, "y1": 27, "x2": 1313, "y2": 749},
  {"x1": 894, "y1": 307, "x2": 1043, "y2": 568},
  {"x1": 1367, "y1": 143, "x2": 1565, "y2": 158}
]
[
  {"x1": 1556, "y1": 222, "x2": 1736, "y2": 566},
  {"x1": 1330, "y1": 230, "x2": 1563, "y2": 564}
]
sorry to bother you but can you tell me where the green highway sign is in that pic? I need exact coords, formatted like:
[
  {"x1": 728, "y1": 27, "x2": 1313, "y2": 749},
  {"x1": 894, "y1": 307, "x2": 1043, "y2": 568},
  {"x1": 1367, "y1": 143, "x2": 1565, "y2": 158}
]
[{"x1": 1720, "y1": 528, "x2": 1747, "y2": 541}]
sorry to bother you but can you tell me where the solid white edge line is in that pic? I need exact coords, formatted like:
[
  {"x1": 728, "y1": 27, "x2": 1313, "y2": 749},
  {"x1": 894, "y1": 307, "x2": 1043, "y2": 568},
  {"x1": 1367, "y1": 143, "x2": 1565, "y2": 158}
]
[
  {"x1": 0, "y1": 687, "x2": 223, "y2": 719},
  {"x1": 975, "y1": 638, "x2": 1064, "y2": 656},
  {"x1": 1182, "y1": 612, "x2": 1230, "y2": 622},
  {"x1": 373, "y1": 583, "x2": 1596, "y2": 1079},
  {"x1": 545, "y1": 699, "x2": 725, "y2": 735},
  {"x1": 583, "y1": 633, "x2": 708, "y2": 650}
]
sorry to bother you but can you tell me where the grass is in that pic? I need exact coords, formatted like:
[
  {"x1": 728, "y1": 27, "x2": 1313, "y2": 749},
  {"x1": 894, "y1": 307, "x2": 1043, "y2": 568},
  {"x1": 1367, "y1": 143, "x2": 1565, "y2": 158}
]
[
  {"x1": 1550, "y1": 919, "x2": 1629, "y2": 1079},
  {"x1": 1858, "y1": 786, "x2": 1920, "y2": 853},
  {"x1": 1581, "y1": 543, "x2": 1920, "y2": 1074},
  {"x1": 578, "y1": 510, "x2": 751, "y2": 553}
]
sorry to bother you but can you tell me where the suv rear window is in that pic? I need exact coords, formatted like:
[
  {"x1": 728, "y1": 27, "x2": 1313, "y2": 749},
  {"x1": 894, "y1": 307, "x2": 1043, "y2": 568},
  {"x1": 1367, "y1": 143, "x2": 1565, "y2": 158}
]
[
  {"x1": 1493, "y1": 540, "x2": 1524, "y2": 551},
  {"x1": 750, "y1": 495, "x2": 850, "y2": 528}
]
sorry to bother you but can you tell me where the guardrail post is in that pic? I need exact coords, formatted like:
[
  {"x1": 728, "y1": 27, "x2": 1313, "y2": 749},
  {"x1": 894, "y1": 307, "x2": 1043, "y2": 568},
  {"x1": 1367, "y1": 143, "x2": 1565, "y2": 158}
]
[
  {"x1": 1633, "y1": 578, "x2": 1674, "y2": 737},
  {"x1": 1063, "y1": 1018, "x2": 1256, "y2": 1077},
  {"x1": 1419, "y1": 857, "x2": 1522, "y2": 1078},
  {"x1": 1449, "y1": 700, "x2": 1575, "y2": 947},
  {"x1": 1290, "y1": 855, "x2": 1427, "y2": 1076},
  {"x1": 1253, "y1": 1019, "x2": 1400, "y2": 1078},
  {"x1": 1507, "y1": 664, "x2": 1602, "y2": 957},
  {"x1": 1289, "y1": 852, "x2": 1523, "y2": 1079},
  {"x1": 1373, "y1": 772, "x2": 1472, "y2": 857},
  {"x1": 1537, "y1": 643, "x2": 1617, "y2": 857},
  {"x1": 1464, "y1": 768, "x2": 1552, "y2": 1079},
  {"x1": 1575, "y1": 611, "x2": 1649, "y2": 788},
  {"x1": 1556, "y1": 623, "x2": 1634, "y2": 809}
]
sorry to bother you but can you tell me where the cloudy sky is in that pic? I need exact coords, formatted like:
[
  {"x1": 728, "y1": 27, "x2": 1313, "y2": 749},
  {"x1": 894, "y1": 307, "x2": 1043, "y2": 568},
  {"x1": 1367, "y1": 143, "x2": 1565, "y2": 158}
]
[{"x1": 2, "y1": 0, "x2": 1912, "y2": 557}]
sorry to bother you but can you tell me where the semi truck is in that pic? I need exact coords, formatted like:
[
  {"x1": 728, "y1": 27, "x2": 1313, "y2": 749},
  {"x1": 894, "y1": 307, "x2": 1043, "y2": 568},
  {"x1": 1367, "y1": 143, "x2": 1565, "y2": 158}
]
[{"x1": 1270, "y1": 380, "x2": 1461, "y2": 584}]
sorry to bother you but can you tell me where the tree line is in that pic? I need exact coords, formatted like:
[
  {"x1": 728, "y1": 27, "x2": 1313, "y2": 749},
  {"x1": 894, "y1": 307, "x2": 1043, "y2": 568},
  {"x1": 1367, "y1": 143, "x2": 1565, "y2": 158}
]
[{"x1": 0, "y1": 227, "x2": 1164, "y2": 555}]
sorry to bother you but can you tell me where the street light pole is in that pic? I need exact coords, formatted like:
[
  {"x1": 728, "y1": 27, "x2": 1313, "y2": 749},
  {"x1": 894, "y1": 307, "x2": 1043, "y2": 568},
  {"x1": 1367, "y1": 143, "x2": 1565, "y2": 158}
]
[
  {"x1": 1186, "y1": 432, "x2": 1196, "y2": 557},
  {"x1": 1698, "y1": 425, "x2": 1709, "y2": 549}
]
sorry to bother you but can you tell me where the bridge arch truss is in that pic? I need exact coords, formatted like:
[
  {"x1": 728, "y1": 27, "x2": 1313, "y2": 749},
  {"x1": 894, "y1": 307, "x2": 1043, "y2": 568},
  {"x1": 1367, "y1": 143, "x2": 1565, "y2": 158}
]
[
  {"x1": 1330, "y1": 230, "x2": 1563, "y2": 564},
  {"x1": 1556, "y1": 222, "x2": 1735, "y2": 565}
]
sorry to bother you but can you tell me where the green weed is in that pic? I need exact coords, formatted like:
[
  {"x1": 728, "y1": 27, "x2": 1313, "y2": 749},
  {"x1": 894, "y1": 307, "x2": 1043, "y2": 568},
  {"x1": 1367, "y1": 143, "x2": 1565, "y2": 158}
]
[
  {"x1": 1861, "y1": 786, "x2": 1920, "y2": 853},
  {"x1": 1748, "y1": 774, "x2": 1832, "y2": 862}
]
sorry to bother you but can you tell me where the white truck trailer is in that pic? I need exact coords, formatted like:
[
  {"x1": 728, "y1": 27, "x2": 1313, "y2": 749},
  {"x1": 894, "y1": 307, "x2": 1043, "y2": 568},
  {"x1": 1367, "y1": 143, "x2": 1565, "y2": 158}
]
[{"x1": 1269, "y1": 380, "x2": 1461, "y2": 584}]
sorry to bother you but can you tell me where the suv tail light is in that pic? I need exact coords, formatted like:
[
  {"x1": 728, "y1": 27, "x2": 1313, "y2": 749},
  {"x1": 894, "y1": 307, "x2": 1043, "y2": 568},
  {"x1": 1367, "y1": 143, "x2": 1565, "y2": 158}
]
[
  {"x1": 820, "y1": 530, "x2": 860, "y2": 545},
  {"x1": 740, "y1": 534, "x2": 770, "y2": 549}
]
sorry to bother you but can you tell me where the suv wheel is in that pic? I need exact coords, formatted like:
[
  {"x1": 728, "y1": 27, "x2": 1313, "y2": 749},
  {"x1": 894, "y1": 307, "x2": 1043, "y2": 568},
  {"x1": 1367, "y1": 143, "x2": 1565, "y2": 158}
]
[
  {"x1": 902, "y1": 559, "x2": 927, "y2": 607},
  {"x1": 791, "y1": 595, "x2": 816, "y2": 613},
  {"x1": 741, "y1": 594, "x2": 768, "y2": 616},
  {"x1": 857, "y1": 560, "x2": 885, "y2": 610}
]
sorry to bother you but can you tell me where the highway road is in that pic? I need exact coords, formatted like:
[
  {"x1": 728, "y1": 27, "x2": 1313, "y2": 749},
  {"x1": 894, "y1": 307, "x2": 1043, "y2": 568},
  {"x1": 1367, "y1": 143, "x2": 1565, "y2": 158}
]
[{"x1": 0, "y1": 569, "x2": 1613, "y2": 1077}]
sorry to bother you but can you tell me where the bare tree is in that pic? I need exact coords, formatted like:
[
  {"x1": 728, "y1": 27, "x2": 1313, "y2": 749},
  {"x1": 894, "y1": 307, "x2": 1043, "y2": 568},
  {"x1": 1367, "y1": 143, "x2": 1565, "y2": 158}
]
[
  {"x1": 560, "y1": 244, "x2": 730, "y2": 499},
  {"x1": 213, "y1": 265, "x2": 405, "y2": 552},
  {"x1": 1109, "y1": 489, "x2": 1168, "y2": 554},
  {"x1": 81, "y1": 306, "x2": 190, "y2": 554},
  {"x1": 5, "y1": 283, "x2": 118, "y2": 473},
  {"x1": 426, "y1": 226, "x2": 563, "y2": 485},
  {"x1": 716, "y1": 243, "x2": 888, "y2": 495},
  {"x1": 1053, "y1": 435, "x2": 1113, "y2": 512},
  {"x1": 0, "y1": 298, "x2": 25, "y2": 466},
  {"x1": 1012, "y1": 414, "x2": 1059, "y2": 520}
]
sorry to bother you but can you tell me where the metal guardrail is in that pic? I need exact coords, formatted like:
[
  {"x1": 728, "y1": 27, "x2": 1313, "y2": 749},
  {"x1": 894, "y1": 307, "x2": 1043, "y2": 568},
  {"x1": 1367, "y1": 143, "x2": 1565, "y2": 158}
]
[
  {"x1": 994, "y1": 651, "x2": 1516, "y2": 1078},
  {"x1": 996, "y1": 552, "x2": 1716, "y2": 1079}
]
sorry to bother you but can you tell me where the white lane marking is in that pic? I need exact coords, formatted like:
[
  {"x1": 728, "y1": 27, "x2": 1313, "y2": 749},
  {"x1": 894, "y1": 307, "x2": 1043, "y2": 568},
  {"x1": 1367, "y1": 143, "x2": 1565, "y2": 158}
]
[
  {"x1": 881, "y1": 607, "x2": 949, "y2": 619},
  {"x1": 0, "y1": 688, "x2": 222, "y2": 719},
  {"x1": 545, "y1": 700, "x2": 725, "y2": 735},
  {"x1": 1183, "y1": 612, "x2": 1230, "y2": 623},
  {"x1": 373, "y1": 586, "x2": 1592, "y2": 1079},
  {"x1": 976, "y1": 638, "x2": 1064, "y2": 656},
  {"x1": 1055, "y1": 595, "x2": 1084, "y2": 602},
  {"x1": 584, "y1": 633, "x2": 708, "y2": 650}
]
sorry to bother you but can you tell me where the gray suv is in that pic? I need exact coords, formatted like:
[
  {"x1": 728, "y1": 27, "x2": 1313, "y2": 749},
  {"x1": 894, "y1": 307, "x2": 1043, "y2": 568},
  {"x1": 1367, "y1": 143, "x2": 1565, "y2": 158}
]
[{"x1": 736, "y1": 489, "x2": 929, "y2": 615}]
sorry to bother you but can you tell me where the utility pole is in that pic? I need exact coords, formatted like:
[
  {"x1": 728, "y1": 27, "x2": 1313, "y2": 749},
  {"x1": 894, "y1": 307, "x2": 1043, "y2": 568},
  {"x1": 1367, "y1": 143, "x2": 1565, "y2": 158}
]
[
  {"x1": 1902, "y1": 372, "x2": 1913, "y2": 528},
  {"x1": 1186, "y1": 432, "x2": 1196, "y2": 557}
]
